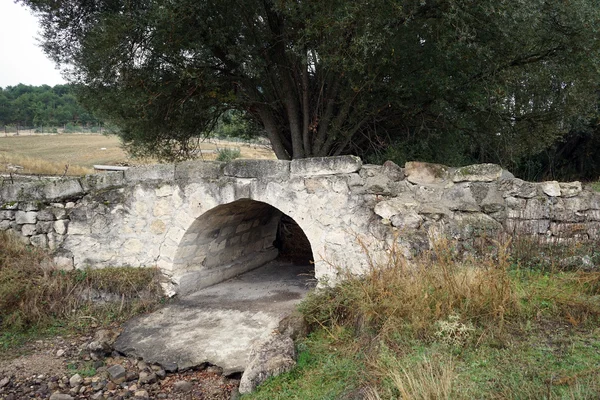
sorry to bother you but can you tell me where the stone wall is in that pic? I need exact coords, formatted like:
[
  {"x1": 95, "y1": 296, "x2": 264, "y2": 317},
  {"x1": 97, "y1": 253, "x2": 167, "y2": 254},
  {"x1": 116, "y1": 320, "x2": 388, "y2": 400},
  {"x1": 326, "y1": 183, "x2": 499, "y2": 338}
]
[{"x1": 1, "y1": 157, "x2": 599, "y2": 294}]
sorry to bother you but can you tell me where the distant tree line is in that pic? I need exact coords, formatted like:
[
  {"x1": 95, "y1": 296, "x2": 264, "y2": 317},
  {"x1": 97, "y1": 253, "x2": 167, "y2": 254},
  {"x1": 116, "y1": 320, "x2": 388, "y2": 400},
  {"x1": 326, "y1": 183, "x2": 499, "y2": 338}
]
[{"x1": 0, "y1": 84, "x2": 102, "y2": 130}]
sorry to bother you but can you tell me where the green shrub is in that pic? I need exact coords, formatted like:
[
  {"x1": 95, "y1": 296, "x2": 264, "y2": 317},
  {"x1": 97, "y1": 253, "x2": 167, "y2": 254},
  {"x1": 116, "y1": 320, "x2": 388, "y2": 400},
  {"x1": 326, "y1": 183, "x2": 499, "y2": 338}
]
[{"x1": 216, "y1": 147, "x2": 241, "y2": 161}]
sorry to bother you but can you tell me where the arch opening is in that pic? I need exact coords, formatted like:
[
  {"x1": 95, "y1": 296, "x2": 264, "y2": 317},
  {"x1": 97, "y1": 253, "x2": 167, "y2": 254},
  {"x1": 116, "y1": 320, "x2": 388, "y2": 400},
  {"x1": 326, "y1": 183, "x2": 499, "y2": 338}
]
[{"x1": 173, "y1": 199, "x2": 314, "y2": 295}]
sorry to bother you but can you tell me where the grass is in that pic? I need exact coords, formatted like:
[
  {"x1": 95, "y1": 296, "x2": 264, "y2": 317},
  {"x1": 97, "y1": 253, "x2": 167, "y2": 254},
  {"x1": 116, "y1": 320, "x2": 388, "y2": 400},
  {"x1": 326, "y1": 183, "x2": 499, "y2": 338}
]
[
  {"x1": 244, "y1": 237, "x2": 600, "y2": 399},
  {"x1": 0, "y1": 133, "x2": 275, "y2": 175},
  {"x1": 0, "y1": 231, "x2": 165, "y2": 352}
]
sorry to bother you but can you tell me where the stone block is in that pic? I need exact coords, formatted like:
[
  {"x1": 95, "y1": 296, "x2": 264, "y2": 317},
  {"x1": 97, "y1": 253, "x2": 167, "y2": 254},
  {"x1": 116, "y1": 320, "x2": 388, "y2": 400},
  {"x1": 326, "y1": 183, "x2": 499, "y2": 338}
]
[
  {"x1": 54, "y1": 220, "x2": 69, "y2": 235},
  {"x1": 504, "y1": 219, "x2": 550, "y2": 235},
  {"x1": 0, "y1": 210, "x2": 15, "y2": 220},
  {"x1": 0, "y1": 220, "x2": 11, "y2": 231},
  {"x1": 404, "y1": 161, "x2": 449, "y2": 185},
  {"x1": 443, "y1": 184, "x2": 479, "y2": 212},
  {"x1": 81, "y1": 171, "x2": 125, "y2": 192},
  {"x1": 37, "y1": 209, "x2": 55, "y2": 221},
  {"x1": 125, "y1": 164, "x2": 175, "y2": 183},
  {"x1": 175, "y1": 161, "x2": 224, "y2": 180},
  {"x1": 559, "y1": 182, "x2": 582, "y2": 197},
  {"x1": 224, "y1": 159, "x2": 290, "y2": 179},
  {"x1": 30, "y1": 234, "x2": 48, "y2": 248},
  {"x1": 290, "y1": 155, "x2": 362, "y2": 177},
  {"x1": 382, "y1": 160, "x2": 405, "y2": 181},
  {"x1": 480, "y1": 186, "x2": 506, "y2": 213},
  {"x1": 550, "y1": 222, "x2": 588, "y2": 238},
  {"x1": 22, "y1": 224, "x2": 38, "y2": 236},
  {"x1": 498, "y1": 178, "x2": 537, "y2": 198},
  {"x1": 16, "y1": 211, "x2": 37, "y2": 224},
  {"x1": 452, "y1": 163, "x2": 503, "y2": 182},
  {"x1": 52, "y1": 207, "x2": 68, "y2": 220},
  {"x1": 523, "y1": 198, "x2": 550, "y2": 219},
  {"x1": 42, "y1": 179, "x2": 84, "y2": 201},
  {"x1": 48, "y1": 232, "x2": 66, "y2": 250},
  {"x1": 541, "y1": 181, "x2": 561, "y2": 197},
  {"x1": 0, "y1": 182, "x2": 41, "y2": 203},
  {"x1": 36, "y1": 221, "x2": 54, "y2": 233},
  {"x1": 19, "y1": 202, "x2": 39, "y2": 211}
]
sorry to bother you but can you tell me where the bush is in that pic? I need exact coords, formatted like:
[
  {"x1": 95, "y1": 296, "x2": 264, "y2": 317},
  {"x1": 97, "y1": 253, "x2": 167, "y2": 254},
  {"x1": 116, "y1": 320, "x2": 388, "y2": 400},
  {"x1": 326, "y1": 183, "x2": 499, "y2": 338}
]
[{"x1": 216, "y1": 147, "x2": 241, "y2": 162}]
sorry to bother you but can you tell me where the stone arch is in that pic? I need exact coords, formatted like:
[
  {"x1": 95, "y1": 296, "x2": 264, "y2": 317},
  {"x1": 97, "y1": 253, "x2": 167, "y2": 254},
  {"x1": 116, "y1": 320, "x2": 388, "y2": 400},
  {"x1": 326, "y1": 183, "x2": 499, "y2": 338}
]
[{"x1": 172, "y1": 198, "x2": 314, "y2": 295}]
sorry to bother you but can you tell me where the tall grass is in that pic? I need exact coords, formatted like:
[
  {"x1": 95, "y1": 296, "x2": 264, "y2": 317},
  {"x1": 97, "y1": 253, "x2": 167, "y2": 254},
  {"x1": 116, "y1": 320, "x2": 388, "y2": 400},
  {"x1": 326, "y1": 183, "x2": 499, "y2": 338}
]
[
  {"x1": 301, "y1": 237, "x2": 519, "y2": 342},
  {"x1": 0, "y1": 232, "x2": 164, "y2": 334}
]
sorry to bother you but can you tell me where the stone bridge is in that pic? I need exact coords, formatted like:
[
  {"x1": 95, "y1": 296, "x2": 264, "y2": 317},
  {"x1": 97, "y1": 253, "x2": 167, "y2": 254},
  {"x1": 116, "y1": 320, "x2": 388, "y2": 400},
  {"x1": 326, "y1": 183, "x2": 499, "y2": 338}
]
[{"x1": 1, "y1": 156, "x2": 599, "y2": 295}]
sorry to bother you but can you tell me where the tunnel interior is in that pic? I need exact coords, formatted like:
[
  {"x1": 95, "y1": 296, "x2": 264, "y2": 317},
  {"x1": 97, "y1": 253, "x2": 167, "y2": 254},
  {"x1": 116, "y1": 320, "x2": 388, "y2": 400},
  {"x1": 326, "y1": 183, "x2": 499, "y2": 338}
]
[{"x1": 172, "y1": 199, "x2": 314, "y2": 295}]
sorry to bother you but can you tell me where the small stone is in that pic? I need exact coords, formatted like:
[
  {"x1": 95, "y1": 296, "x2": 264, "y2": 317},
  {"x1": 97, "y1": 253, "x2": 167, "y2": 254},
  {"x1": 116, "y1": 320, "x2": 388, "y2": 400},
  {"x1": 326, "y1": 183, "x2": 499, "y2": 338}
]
[
  {"x1": 541, "y1": 181, "x2": 561, "y2": 197},
  {"x1": 0, "y1": 377, "x2": 10, "y2": 388},
  {"x1": 69, "y1": 374, "x2": 83, "y2": 388},
  {"x1": 155, "y1": 369, "x2": 166, "y2": 379},
  {"x1": 91, "y1": 391, "x2": 104, "y2": 400},
  {"x1": 173, "y1": 381, "x2": 193, "y2": 393},
  {"x1": 138, "y1": 372, "x2": 156, "y2": 384},
  {"x1": 134, "y1": 389, "x2": 149, "y2": 399},
  {"x1": 107, "y1": 364, "x2": 127, "y2": 384},
  {"x1": 49, "y1": 393, "x2": 74, "y2": 400},
  {"x1": 125, "y1": 371, "x2": 139, "y2": 382}
]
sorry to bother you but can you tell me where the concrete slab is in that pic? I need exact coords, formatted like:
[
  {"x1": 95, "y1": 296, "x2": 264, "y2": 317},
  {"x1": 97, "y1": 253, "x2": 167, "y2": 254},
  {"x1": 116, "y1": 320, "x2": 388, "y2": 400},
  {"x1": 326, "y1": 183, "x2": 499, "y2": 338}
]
[{"x1": 114, "y1": 261, "x2": 315, "y2": 374}]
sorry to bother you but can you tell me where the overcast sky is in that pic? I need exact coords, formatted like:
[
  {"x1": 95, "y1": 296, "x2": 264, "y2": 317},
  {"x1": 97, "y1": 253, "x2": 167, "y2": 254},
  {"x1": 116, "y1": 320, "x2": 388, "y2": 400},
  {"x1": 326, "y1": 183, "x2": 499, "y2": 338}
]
[{"x1": 0, "y1": 1, "x2": 66, "y2": 88}]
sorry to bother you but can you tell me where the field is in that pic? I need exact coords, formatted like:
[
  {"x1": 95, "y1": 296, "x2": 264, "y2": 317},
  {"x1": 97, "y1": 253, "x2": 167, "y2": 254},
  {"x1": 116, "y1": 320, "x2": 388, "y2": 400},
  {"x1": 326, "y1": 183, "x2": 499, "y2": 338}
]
[{"x1": 0, "y1": 132, "x2": 275, "y2": 176}]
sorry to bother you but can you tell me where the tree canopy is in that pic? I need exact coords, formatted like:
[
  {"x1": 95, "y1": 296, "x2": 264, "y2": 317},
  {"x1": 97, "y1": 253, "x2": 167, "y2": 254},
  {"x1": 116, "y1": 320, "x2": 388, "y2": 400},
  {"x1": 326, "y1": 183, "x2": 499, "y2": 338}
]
[
  {"x1": 0, "y1": 84, "x2": 100, "y2": 128},
  {"x1": 21, "y1": 0, "x2": 600, "y2": 169}
]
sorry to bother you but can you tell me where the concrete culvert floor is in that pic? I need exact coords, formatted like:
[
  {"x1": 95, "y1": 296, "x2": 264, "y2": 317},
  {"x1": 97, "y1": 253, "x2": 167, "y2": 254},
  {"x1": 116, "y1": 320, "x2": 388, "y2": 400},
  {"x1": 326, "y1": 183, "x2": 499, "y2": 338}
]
[{"x1": 114, "y1": 260, "x2": 315, "y2": 375}]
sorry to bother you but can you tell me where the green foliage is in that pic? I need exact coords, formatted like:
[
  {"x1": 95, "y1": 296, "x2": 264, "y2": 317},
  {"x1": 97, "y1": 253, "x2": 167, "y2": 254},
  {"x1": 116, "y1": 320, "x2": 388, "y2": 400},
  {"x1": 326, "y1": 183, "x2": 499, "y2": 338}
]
[
  {"x1": 216, "y1": 148, "x2": 241, "y2": 162},
  {"x1": 21, "y1": 0, "x2": 600, "y2": 166},
  {"x1": 0, "y1": 84, "x2": 102, "y2": 128}
]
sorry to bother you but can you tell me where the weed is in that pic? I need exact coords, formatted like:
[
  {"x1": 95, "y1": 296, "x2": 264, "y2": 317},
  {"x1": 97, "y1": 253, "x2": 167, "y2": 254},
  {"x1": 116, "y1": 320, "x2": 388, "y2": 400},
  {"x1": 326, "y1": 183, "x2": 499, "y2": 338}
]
[
  {"x1": 0, "y1": 231, "x2": 164, "y2": 340},
  {"x1": 216, "y1": 147, "x2": 241, "y2": 162}
]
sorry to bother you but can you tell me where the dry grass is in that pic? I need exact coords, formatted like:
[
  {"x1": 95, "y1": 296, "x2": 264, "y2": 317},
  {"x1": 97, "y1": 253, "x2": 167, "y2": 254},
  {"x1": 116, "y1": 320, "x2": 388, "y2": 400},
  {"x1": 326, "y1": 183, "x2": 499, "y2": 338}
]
[
  {"x1": 0, "y1": 133, "x2": 275, "y2": 176},
  {"x1": 0, "y1": 231, "x2": 164, "y2": 332},
  {"x1": 302, "y1": 237, "x2": 519, "y2": 341}
]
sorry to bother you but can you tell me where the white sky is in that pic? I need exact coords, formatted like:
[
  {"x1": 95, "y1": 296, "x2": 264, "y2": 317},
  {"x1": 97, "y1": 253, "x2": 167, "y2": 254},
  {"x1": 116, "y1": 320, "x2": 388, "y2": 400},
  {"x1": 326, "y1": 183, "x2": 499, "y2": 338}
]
[{"x1": 0, "y1": 1, "x2": 66, "y2": 88}]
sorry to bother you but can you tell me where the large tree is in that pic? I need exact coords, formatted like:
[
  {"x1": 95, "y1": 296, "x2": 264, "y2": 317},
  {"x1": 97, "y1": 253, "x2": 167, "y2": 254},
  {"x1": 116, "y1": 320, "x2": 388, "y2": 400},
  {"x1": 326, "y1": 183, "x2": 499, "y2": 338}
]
[{"x1": 21, "y1": 0, "x2": 600, "y2": 162}]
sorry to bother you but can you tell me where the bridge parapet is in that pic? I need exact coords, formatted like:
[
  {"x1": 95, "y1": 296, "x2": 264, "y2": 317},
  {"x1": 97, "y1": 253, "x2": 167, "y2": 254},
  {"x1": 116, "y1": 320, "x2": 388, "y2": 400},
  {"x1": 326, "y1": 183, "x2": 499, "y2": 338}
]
[{"x1": 1, "y1": 157, "x2": 599, "y2": 292}]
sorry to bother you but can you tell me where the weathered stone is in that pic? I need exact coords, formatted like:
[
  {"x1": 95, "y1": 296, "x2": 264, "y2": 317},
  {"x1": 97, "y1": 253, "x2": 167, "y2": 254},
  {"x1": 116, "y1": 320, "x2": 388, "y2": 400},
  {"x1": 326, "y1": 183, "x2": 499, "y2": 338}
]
[
  {"x1": 452, "y1": 163, "x2": 503, "y2": 182},
  {"x1": 20, "y1": 202, "x2": 39, "y2": 211},
  {"x1": 107, "y1": 364, "x2": 127, "y2": 384},
  {"x1": 504, "y1": 219, "x2": 550, "y2": 235},
  {"x1": 52, "y1": 207, "x2": 68, "y2": 220},
  {"x1": 30, "y1": 234, "x2": 49, "y2": 248},
  {"x1": 373, "y1": 196, "x2": 418, "y2": 220},
  {"x1": 54, "y1": 220, "x2": 69, "y2": 235},
  {"x1": 49, "y1": 393, "x2": 74, "y2": 400},
  {"x1": 37, "y1": 209, "x2": 55, "y2": 221},
  {"x1": 0, "y1": 210, "x2": 15, "y2": 220},
  {"x1": 550, "y1": 222, "x2": 589, "y2": 238},
  {"x1": 69, "y1": 374, "x2": 83, "y2": 388},
  {"x1": 138, "y1": 372, "x2": 157, "y2": 384},
  {"x1": 0, "y1": 220, "x2": 11, "y2": 230},
  {"x1": 42, "y1": 179, "x2": 84, "y2": 201},
  {"x1": 0, "y1": 377, "x2": 9, "y2": 388},
  {"x1": 125, "y1": 164, "x2": 175, "y2": 183},
  {"x1": 290, "y1": 155, "x2": 362, "y2": 176},
  {"x1": 53, "y1": 252, "x2": 74, "y2": 270},
  {"x1": 381, "y1": 160, "x2": 405, "y2": 181},
  {"x1": 498, "y1": 178, "x2": 537, "y2": 198},
  {"x1": 443, "y1": 184, "x2": 479, "y2": 212},
  {"x1": 173, "y1": 381, "x2": 193, "y2": 392},
  {"x1": 523, "y1": 197, "x2": 551, "y2": 219},
  {"x1": 224, "y1": 159, "x2": 290, "y2": 179},
  {"x1": 37, "y1": 221, "x2": 54, "y2": 233},
  {"x1": 559, "y1": 181, "x2": 582, "y2": 197},
  {"x1": 134, "y1": 390, "x2": 150, "y2": 399},
  {"x1": 175, "y1": 161, "x2": 224, "y2": 180},
  {"x1": 16, "y1": 211, "x2": 37, "y2": 224},
  {"x1": 22, "y1": 223, "x2": 38, "y2": 236},
  {"x1": 404, "y1": 161, "x2": 449, "y2": 185},
  {"x1": 541, "y1": 181, "x2": 561, "y2": 197},
  {"x1": 480, "y1": 186, "x2": 505, "y2": 213},
  {"x1": 390, "y1": 212, "x2": 423, "y2": 229},
  {"x1": 239, "y1": 334, "x2": 296, "y2": 394}
]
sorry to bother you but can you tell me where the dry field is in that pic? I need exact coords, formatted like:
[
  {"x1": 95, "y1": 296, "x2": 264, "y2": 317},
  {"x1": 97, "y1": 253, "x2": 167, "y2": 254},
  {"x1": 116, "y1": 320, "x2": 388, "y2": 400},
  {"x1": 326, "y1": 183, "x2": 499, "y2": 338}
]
[{"x1": 0, "y1": 133, "x2": 275, "y2": 176}]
